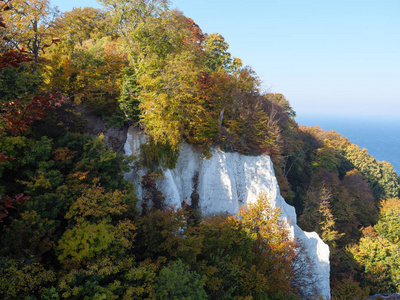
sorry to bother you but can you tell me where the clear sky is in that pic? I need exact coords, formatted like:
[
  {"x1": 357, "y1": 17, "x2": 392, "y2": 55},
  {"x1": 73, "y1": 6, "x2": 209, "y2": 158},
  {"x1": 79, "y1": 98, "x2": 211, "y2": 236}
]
[{"x1": 50, "y1": 0, "x2": 400, "y2": 117}]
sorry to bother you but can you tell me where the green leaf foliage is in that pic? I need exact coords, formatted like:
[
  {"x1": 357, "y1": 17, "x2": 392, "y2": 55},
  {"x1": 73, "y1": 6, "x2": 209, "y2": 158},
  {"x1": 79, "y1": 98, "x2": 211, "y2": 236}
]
[
  {"x1": 375, "y1": 198, "x2": 400, "y2": 244},
  {"x1": 56, "y1": 257, "x2": 135, "y2": 299},
  {"x1": 57, "y1": 220, "x2": 115, "y2": 264},
  {"x1": 0, "y1": 210, "x2": 56, "y2": 259},
  {"x1": 342, "y1": 144, "x2": 400, "y2": 200},
  {"x1": 0, "y1": 258, "x2": 57, "y2": 300},
  {"x1": 0, "y1": 64, "x2": 43, "y2": 103},
  {"x1": 154, "y1": 260, "x2": 207, "y2": 300}
]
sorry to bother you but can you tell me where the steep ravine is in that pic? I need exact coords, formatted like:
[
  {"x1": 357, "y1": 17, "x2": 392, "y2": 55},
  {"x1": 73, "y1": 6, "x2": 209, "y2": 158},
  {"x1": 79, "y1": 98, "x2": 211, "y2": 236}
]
[{"x1": 124, "y1": 126, "x2": 331, "y2": 299}]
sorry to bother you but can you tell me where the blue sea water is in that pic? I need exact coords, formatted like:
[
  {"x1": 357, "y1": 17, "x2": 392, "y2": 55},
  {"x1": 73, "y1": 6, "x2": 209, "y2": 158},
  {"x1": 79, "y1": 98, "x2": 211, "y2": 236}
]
[{"x1": 296, "y1": 114, "x2": 400, "y2": 175}]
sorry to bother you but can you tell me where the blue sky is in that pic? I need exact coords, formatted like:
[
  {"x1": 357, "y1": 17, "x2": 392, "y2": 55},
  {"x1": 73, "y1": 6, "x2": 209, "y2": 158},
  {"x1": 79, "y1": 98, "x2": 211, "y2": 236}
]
[{"x1": 51, "y1": 0, "x2": 400, "y2": 118}]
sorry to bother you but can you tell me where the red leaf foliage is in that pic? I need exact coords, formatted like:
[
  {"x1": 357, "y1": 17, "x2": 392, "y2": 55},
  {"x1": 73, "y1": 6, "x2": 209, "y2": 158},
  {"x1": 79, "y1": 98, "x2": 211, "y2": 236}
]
[
  {"x1": 0, "y1": 193, "x2": 30, "y2": 222},
  {"x1": 1, "y1": 92, "x2": 65, "y2": 136},
  {"x1": 0, "y1": 49, "x2": 32, "y2": 69},
  {"x1": 0, "y1": 0, "x2": 64, "y2": 220}
]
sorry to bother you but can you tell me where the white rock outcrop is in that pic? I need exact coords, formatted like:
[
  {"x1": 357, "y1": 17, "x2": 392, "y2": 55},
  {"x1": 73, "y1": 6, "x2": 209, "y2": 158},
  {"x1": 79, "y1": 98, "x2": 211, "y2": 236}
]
[{"x1": 124, "y1": 126, "x2": 330, "y2": 299}]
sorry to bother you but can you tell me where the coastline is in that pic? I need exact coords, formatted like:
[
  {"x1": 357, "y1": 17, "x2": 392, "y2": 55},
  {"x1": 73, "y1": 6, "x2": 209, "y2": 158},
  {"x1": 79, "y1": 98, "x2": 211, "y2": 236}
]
[{"x1": 296, "y1": 114, "x2": 400, "y2": 174}]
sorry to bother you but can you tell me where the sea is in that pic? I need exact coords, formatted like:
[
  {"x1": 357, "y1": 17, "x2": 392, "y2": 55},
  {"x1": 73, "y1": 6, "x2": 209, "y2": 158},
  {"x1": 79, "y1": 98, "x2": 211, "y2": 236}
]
[{"x1": 296, "y1": 114, "x2": 400, "y2": 175}]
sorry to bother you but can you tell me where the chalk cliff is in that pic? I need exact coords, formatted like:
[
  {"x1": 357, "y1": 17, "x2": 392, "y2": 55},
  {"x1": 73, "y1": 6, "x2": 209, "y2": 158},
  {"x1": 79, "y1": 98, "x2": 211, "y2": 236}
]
[{"x1": 124, "y1": 127, "x2": 330, "y2": 299}]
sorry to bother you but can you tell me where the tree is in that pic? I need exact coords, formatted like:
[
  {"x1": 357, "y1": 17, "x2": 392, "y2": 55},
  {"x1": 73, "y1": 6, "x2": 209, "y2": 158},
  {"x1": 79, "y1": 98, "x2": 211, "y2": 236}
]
[
  {"x1": 132, "y1": 10, "x2": 207, "y2": 149},
  {"x1": 2, "y1": 0, "x2": 59, "y2": 72},
  {"x1": 138, "y1": 52, "x2": 204, "y2": 149},
  {"x1": 133, "y1": 207, "x2": 201, "y2": 263},
  {"x1": 154, "y1": 260, "x2": 207, "y2": 299},
  {"x1": 118, "y1": 66, "x2": 141, "y2": 122},
  {"x1": 66, "y1": 186, "x2": 136, "y2": 253},
  {"x1": 0, "y1": 93, "x2": 62, "y2": 138},
  {"x1": 50, "y1": 6, "x2": 112, "y2": 55},
  {"x1": 342, "y1": 143, "x2": 400, "y2": 200},
  {"x1": 0, "y1": 0, "x2": 62, "y2": 158},
  {"x1": 197, "y1": 193, "x2": 297, "y2": 299},
  {"x1": 298, "y1": 179, "x2": 342, "y2": 248},
  {"x1": 350, "y1": 226, "x2": 397, "y2": 294},
  {"x1": 310, "y1": 143, "x2": 340, "y2": 174},
  {"x1": 0, "y1": 257, "x2": 56, "y2": 299},
  {"x1": 0, "y1": 210, "x2": 56, "y2": 258},
  {"x1": 203, "y1": 33, "x2": 232, "y2": 72},
  {"x1": 267, "y1": 93, "x2": 296, "y2": 120},
  {"x1": 236, "y1": 193, "x2": 297, "y2": 296},
  {"x1": 0, "y1": 1, "x2": 62, "y2": 219},
  {"x1": 0, "y1": 193, "x2": 30, "y2": 222},
  {"x1": 99, "y1": 0, "x2": 170, "y2": 51},
  {"x1": 341, "y1": 169, "x2": 378, "y2": 227},
  {"x1": 375, "y1": 198, "x2": 400, "y2": 244},
  {"x1": 0, "y1": 63, "x2": 43, "y2": 103},
  {"x1": 55, "y1": 256, "x2": 136, "y2": 299}
]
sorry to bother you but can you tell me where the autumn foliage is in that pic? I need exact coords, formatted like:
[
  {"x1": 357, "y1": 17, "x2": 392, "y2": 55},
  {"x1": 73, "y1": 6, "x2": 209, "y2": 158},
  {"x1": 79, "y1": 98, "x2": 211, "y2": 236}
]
[
  {"x1": 0, "y1": 193, "x2": 30, "y2": 221},
  {"x1": 1, "y1": 0, "x2": 400, "y2": 299},
  {"x1": 0, "y1": 0, "x2": 61, "y2": 220}
]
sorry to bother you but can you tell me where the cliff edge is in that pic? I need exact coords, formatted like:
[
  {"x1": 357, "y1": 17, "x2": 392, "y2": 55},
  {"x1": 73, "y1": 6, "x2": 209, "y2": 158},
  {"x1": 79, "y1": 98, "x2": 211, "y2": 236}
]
[{"x1": 124, "y1": 126, "x2": 330, "y2": 299}]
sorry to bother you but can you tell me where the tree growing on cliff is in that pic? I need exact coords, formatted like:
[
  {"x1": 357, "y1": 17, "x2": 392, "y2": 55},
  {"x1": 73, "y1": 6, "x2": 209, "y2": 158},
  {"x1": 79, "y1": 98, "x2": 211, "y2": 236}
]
[{"x1": 196, "y1": 193, "x2": 298, "y2": 299}]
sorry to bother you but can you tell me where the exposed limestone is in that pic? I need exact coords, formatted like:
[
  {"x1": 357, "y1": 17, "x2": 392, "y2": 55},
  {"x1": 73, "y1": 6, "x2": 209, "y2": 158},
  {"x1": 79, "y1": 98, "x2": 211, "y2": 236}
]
[{"x1": 124, "y1": 126, "x2": 331, "y2": 299}]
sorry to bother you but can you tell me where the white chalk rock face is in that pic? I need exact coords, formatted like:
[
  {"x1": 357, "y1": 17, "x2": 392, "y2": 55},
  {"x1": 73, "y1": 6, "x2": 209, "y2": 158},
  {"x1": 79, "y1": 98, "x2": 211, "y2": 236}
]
[{"x1": 124, "y1": 126, "x2": 330, "y2": 299}]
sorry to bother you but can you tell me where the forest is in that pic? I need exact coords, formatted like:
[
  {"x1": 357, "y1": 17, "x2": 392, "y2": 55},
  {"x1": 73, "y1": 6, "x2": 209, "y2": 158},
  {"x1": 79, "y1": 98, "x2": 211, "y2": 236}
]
[{"x1": 1, "y1": 0, "x2": 400, "y2": 299}]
